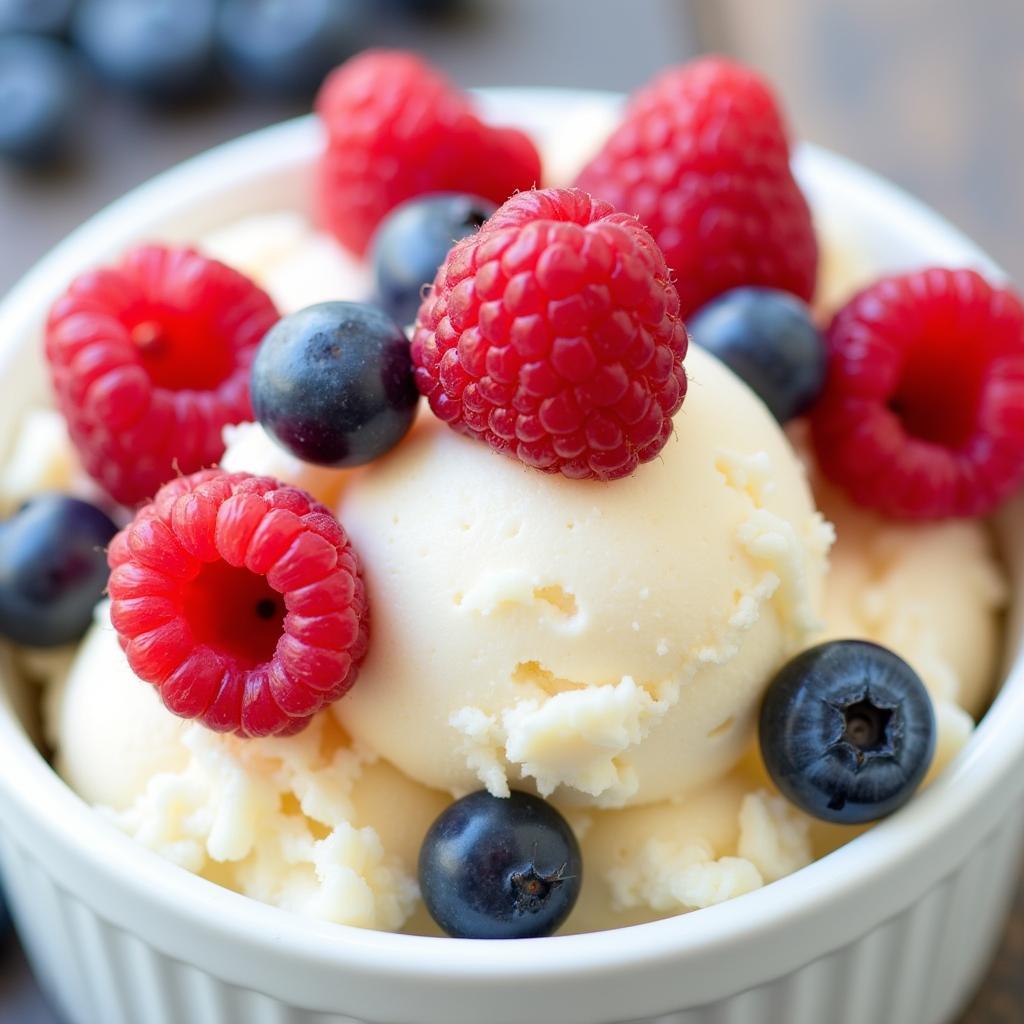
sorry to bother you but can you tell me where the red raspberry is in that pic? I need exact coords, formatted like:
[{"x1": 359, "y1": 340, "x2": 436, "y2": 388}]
[
  {"x1": 574, "y1": 57, "x2": 817, "y2": 319},
  {"x1": 316, "y1": 50, "x2": 542, "y2": 257},
  {"x1": 411, "y1": 187, "x2": 688, "y2": 480},
  {"x1": 107, "y1": 469, "x2": 369, "y2": 738},
  {"x1": 810, "y1": 268, "x2": 1024, "y2": 519},
  {"x1": 46, "y1": 245, "x2": 279, "y2": 507}
]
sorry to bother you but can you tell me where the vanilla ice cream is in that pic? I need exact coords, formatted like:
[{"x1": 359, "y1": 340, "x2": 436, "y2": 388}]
[
  {"x1": 815, "y1": 476, "x2": 1007, "y2": 719},
  {"x1": 564, "y1": 766, "x2": 812, "y2": 934},
  {"x1": 201, "y1": 210, "x2": 372, "y2": 313},
  {"x1": 334, "y1": 343, "x2": 832, "y2": 809},
  {"x1": 26, "y1": 167, "x2": 1008, "y2": 937},
  {"x1": 51, "y1": 606, "x2": 448, "y2": 931}
]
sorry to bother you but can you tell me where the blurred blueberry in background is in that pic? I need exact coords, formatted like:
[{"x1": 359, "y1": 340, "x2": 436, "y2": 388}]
[
  {"x1": 0, "y1": 34, "x2": 79, "y2": 165},
  {"x1": 218, "y1": 0, "x2": 364, "y2": 96},
  {"x1": 72, "y1": 0, "x2": 218, "y2": 102},
  {"x1": 0, "y1": 0, "x2": 465, "y2": 170},
  {"x1": 0, "y1": 0, "x2": 76, "y2": 36}
]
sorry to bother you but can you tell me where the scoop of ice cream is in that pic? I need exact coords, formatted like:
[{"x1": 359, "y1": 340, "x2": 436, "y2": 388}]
[
  {"x1": 0, "y1": 408, "x2": 79, "y2": 514},
  {"x1": 563, "y1": 765, "x2": 812, "y2": 933},
  {"x1": 201, "y1": 210, "x2": 371, "y2": 313},
  {"x1": 49, "y1": 610, "x2": 449, "y2": 931},
  {"x1": 333, "y1": 345, "x2": 832, "y2": 809},
  {"x1": 0, "y1": 406, "x2": 106, "y2": 519},
  {"x1": 48, "y1": 606, "x2": 189, "y2": 808},
  {"x1": 816, "y1": 479, "x2": 1007, "y2": 719},
  {"x1": 783, "y1": 411, "x2": 1007, "y2": 717}
]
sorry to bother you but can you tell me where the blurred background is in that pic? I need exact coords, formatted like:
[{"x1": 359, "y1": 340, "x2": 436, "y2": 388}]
[{"x1": 0, "y1": 0, "x2": 1021, "y2": 1019}]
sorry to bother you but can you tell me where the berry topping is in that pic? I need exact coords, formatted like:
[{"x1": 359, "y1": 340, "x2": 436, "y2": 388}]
[
  {"x1": 419, "y1": 790, "x2": 582, "y2": 939},
  {"x1": 46, "y1": 245, "x2": 280, "y2": 507},
  {"x1": 574, "y1": 57, "x2": 817, "y2": 319},
  {"x1": 371, "y1": 192, "x2": 497, "y2": 328},
  {"x1": 411, "y1": 187, "x2": 688, "y2": 481},
  {"x1": 251, "y1": 301, "x2": 419, "y2": 467},
  {"x1": 688, "y1": 286, "x2": 826, "y2": 422},
  {"x1": 216, "y1": 0, "x2": 362, "y2": 99},
  {"x1": 73, "y1": 0, "x2": 217, "y2": 102},
  {"x1": 759, "y1": 640, "x2": 935, "y2": 825},
  {"x1": 810, "y1": 268, "x2": 1024, "y2": 519},
  {"x1": 0, "y1": 495, "x2": 117, "y2": 647},
  {"x1": 0, "y1": 35, "x2": 79, "y2": 167},
  {"x1": 315, "y1": 49, "x2": 541, "y2": 257},
  {"x1": 107, "y1": 469, "x2": 368, "y2": 737}
]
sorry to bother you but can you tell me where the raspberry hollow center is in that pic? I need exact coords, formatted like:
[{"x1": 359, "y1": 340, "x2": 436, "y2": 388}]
[
  {"x1": 129, "y1": 308, "x2": 236, "y2": 392},
  {"x1": 180, "y1": 561, "x2": 285, "y2": 668},
  {"x1": 889, "y1": 334, "x2": 985, "y2": 448}
]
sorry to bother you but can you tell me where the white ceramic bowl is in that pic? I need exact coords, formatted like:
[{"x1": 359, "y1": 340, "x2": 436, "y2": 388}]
[{"x1": 0, "y1": 89, "x2": 1022, "y2": 1024}]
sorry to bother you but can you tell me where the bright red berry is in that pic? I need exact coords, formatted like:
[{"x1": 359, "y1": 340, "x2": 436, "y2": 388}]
[
  {"x1": 46, "y1": 245, "x2": 279, "y2": 507},
  {"x1": 107, "y1": 469, "x2": 369, "y2": 738},
  {"x1": 315, "y1": 49, "x2": 542, "y2": 257},
  {"x1": 411, "y1": 187, "x2": 688, "y2": 480},
  {"x1": 810, "y1": 268, "x2": 1024, "y2": 519},
  {"x1": 574, "y1": 57, "x2": 817, "y2": 319}
]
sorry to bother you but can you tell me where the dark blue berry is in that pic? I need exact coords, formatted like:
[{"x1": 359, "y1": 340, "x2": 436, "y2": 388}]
[
  {"x1": 0, "y1": 494, "x2": 118, "y2": 648},
  {"x1": 72, "y1": 0, "x2": 216, "y2": 101},
  {"x1": 0, "y1": 35, "x2": 78, "y2": 165},
  {"x1": 687, "y1": 286, "x2": 827, "y2": 422},
  {"x1": 419, "y1": 790, "x2": 582, "y2": 939},
  {"x1": 371, "y1": 193, "x2": 496, "y2": 328},
  {"x1": 251, "y1": 301, "x2": 419, "y2": 468},
  {"x1": 0, "y1": 0, "x2": 75, "y2": 36},
  {"x1": 216, "y1": 0, "x2": 363, "y2": 98},
  {"x1": 759, "y1": 640, "x2": 936, "y2": 825}
]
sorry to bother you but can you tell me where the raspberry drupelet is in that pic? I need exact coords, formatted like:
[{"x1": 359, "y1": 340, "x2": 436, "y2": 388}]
[
  {"x1": 107, "y1": 469, "x2": 369, "y2": 737},
  {"x1": 411, "y1": 187, "x2": 688, "y2": 481},
  {"x1": 46, "y1": 245, "x2": 279, "y2": 506},
  {"x1": 574, "y1": 57, "x2": 817, "y2": 319},
  {"x1": 810, "y1": 267, "x2": 1024, "y2": 520},
  {"x1": 316, "y1": 49, "x2": 542, "y2": 257}
]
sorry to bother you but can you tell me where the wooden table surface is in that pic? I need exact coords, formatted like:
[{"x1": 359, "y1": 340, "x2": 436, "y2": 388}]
[{"x1": 0, "y1": 1, "x2": 1021, "y2": 1020}]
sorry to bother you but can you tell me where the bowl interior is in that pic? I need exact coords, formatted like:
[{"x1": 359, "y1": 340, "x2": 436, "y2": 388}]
[{"x1": 0, "y1": 87, "x2": 1021, "y2": 1009}]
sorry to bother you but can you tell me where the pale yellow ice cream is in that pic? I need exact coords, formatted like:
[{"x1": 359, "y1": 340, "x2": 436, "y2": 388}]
[
  {"x1": 815, "y1": 477, "x2": 1006, "y2": 720},
  {"x1": 334, "y1": 343, "x2": 832, "y2": 809},
  {"x1": 21, "y1": 191, "x2": 1007, "y2": 936},
  {"x1": 201, "y1": 210, "x2": 372, "y2": 314},
  {"x1": 564, "y1": 767, "x2": 813, "y2": 933},
  {"x1": 50, "y1": 606, "x2": 448, "y2": 931}
]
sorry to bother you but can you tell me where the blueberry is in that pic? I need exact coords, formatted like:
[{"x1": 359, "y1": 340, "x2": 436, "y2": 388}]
[
  {"x1": 217, "y1": 0, "x2": 363, "y2": 98},
  {"x1": 251, "y1": 301, "x2": 419, "y2": 468},
  {"x1": 73, "y1": 0, "x2": 216, "y2": 101},
  {"x1": 759, "y1": 640, "x2": 936, "y2": 825},
  {"x1": 419, "y1": 790, "x2": 582, "y2": 939},
  {"x1": 687, "y1": 286, "x2": 827, "y2": 422},
  {"x1": 371, "y1": 193, "x2": 496, "y2": 328},
  {"x1": 0, "y1": 35, "x2": 78, "y2": 165},
  {"x1": 0, "y1": 494, "x2": 118, "y2": 647},
  {"x1": 0, "y1": 0, "x2": 75, "y2": 36}
]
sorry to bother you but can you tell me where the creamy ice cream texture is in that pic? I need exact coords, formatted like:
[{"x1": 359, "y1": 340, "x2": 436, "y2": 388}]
[
  {"x1": 10, "y1": 125, "x2": 1008, "y2": 934},
  {"x1": 335, "y1": 343, "x2": 831, "y2": 809},
  {"x1": 50, "y1": 605, "x2": 448, "y2": 931}
]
